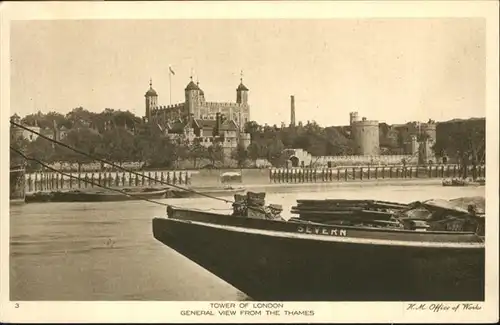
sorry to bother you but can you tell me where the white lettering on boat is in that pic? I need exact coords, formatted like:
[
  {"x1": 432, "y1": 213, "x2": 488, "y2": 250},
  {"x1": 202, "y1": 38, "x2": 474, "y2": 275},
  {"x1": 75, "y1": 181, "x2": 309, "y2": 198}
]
[{"x1": 297, "y1": 225, "x2": 347, "y2": 237}]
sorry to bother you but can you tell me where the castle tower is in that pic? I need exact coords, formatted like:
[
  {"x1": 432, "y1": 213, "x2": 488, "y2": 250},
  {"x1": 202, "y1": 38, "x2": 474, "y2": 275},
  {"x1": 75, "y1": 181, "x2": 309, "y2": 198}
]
[
  {"x1": 349, "y1": 111, "x2": 359, "y2": 125},
  {"x1": 236, "y1": 73, "x2": 249, "y2": 104},
  {"x1": 185, "y1": 76, "x2": 201, "y2": 118},
  {"x1": 290, "y1": 95, "x2": 296, "y2": 126},
  {"x1": 144, "y1": 78, "x2": 158, "y2": 121},
  {"x1": 351, "y1": 115, "x2": 380, "y2": 156},
  {"x1": 420, "y1": 119, "x2": 437, "y2": 144}
]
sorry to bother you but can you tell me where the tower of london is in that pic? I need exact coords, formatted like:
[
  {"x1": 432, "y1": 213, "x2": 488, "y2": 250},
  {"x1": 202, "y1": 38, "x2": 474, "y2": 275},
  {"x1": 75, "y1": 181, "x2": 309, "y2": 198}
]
[{"x1": 144, "y1": 76, "x2": 251, "y2": 130}]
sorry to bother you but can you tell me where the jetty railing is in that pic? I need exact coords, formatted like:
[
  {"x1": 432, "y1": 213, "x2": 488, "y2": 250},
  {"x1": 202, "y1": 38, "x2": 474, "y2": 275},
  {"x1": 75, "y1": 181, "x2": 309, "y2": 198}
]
[
  {"x1": 24, "y1": 170, "x2": 190, "y2": 193},
  {"x1": 269, "y1": 165, "x2": 486, "y2": 183}
]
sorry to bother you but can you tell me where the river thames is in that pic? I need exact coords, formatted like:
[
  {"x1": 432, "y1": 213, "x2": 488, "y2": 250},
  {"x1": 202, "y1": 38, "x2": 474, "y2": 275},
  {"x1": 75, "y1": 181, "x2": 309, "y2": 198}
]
[{"x1": 10, "y1": 183, "x2": 484, "y2": 301}]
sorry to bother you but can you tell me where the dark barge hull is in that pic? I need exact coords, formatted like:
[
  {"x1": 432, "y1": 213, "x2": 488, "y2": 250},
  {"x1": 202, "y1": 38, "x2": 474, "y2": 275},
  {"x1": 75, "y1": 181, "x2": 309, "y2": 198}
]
[
  {"x1": 26, "y1": 190, "x2": 167, "y2": 203},
  {"x1": 152, "y1": 210, "x2": 484, "y2": 301}
]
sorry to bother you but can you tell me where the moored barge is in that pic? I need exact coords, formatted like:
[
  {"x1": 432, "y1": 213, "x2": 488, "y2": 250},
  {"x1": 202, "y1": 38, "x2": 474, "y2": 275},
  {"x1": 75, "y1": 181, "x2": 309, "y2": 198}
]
[{"x1": 152, "y1": 194, "x2": 485, "y2": 301}]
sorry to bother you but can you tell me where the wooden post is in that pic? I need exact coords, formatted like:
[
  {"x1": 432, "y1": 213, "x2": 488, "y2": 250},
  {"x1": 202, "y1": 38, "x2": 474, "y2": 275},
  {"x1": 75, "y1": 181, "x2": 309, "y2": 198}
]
[
  {"x1": 389, "y1": 167, "x2": 393, "y2": 178},
  {"x1": 446, "y1": 165, "x2": 450, "y2": 178},
  {"x1": 360, "y1": 167, "x2": 363, "y2": 180},
  {"x1": 167, "y1": 171, "x2": 171, "y2": 184},
  {"x1": 26, "y1": 174, "x2": 31, "y2": 192},
  {"x1": 68, "y1": 173, "x2": 72, "y2": 189},
  {"x1": 160, "y1": 171, "x2": 165, "y2": 184},
  {"x1": 352, "y1": 168, "x2": 356, "y2": 180},
  {"x1": 154, "y1": 171, "x2": 158, "y2": 185},
  {"x1": 344, "y1": 168, "x2": 348, "y2": 181},
  {"x1": 84, "y1": 173, "x2": 88, "y2": 188},
  {"x1": 453, "y1": 165, "x2": 457, "y2": 177},
  {"x1": 441, "y1": 165, "x2": 445, "y2": 178},
  {"x1": 33, "y1": 173, "x2": 38, "y2": 192},
  {"x1": 375, "y1": 167, "x2": 378, "y2": 179},
  {"x1": 147, "y1": 172, "x2": 151, "y2": 186},
  {"x1": 428, "y1": 166, "x2": 432, "y2": 178},
  {"x1": 173, "y1": 171, "x2": 177, "y2": 185}
]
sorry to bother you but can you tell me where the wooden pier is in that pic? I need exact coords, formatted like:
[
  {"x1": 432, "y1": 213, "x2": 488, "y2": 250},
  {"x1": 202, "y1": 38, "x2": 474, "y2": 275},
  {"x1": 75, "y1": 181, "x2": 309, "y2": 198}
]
[
  {"x1": 269, "y1": 165, "x2": 485, "y2": 183},
  {"x1": 24, "y1": 170, "x2": 190, "y2": 193}
]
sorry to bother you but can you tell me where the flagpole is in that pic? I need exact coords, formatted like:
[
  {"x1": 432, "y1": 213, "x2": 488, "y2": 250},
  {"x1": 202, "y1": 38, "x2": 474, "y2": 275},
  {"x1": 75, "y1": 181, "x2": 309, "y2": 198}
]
[{"x1": 169, "y1": 68, "x2": 172, "y2": 105}]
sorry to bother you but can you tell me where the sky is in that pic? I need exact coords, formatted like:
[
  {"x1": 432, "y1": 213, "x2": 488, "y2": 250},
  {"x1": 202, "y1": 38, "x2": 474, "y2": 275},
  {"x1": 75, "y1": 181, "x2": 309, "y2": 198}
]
[{"x1": 10, "y1": 18, "x2": 486, "y2": 126}]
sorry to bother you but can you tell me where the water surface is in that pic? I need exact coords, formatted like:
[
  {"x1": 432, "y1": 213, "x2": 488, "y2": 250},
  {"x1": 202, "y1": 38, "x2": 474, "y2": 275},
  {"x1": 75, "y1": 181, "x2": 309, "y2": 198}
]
[{"x1": 10, "y1": 184, "x2": 484, "y2": 300}]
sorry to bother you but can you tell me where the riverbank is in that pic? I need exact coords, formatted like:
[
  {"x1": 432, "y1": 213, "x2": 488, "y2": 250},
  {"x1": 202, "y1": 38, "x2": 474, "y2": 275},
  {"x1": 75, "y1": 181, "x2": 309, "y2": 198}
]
[{"x1": 22, "y1": 178, "x2": 454, "y2": 203}]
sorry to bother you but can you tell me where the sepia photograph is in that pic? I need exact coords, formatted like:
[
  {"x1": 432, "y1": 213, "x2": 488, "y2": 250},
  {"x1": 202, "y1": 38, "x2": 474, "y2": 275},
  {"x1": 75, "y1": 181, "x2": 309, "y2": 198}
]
[{"x1": 1, "y1": 1, "x2": 498, "y2": 323}]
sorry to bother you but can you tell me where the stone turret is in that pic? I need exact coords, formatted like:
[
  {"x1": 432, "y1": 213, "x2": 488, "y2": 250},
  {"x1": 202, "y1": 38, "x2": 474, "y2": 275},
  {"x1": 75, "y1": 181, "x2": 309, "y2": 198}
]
[
  {"x1": 185, "y1": 77, "x2": 201, "y2": 118},
  {"x1": 236, "y1": 77, "x2": 249, "y2": 104},
  {"x1": 145, "y1": 78, "x2": 158, "y2": 121}
]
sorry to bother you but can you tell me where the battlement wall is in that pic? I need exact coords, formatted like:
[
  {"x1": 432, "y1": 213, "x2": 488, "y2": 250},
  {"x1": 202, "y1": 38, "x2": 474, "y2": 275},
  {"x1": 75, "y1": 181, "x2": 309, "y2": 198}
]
[
  {"x1": 352, "y1": 120, "x2": 379, "y2": 127},
  {"x1": 154, "y1": 103, "x2": 186, "y2": 111},
  {"x1": 204, "y1": 101, "x2": 246, "y2": 108}
]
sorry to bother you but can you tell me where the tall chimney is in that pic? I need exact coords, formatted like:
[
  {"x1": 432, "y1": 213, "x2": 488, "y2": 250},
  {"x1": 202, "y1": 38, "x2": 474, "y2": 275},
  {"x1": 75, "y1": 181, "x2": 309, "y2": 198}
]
[{"x1": 290, "y1": 95, "x2": 296, "y2": 126}]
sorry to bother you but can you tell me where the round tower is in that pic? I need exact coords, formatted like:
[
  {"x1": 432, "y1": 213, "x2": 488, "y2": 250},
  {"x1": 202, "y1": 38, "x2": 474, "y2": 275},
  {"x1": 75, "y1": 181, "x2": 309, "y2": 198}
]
[
  {"x1": 185, "y1": 77, "x2": 201, "y2": 118},
  {"x1": 420, "y1": 120, "x2": 437, "y2": 143},
  {"x1": 144, "y1": 79, "x2": 158, "y2": 121},
  {"x1": 351, "y1": 117, "x2": 380, "y2": 156}
]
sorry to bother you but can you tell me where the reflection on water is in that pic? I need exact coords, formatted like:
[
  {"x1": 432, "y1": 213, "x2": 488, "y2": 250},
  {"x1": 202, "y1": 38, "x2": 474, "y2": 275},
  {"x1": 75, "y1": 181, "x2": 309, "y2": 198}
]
[{"x1": 10, "y1": 184, "x2": 484, "y2": 301}]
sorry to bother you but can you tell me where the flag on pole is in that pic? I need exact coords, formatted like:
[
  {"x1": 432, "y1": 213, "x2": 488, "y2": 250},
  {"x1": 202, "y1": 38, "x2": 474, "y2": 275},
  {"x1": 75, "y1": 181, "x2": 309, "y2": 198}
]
[{"x1": 169, "y1": 66, "x2": 175, "y2": 75}]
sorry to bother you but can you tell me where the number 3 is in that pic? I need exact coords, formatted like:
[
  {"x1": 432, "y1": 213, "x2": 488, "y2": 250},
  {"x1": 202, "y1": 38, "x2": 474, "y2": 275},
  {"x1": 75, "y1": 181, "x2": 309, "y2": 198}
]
[{"x1": 14, "y1": 303, "x2": 19, "y2": 308}]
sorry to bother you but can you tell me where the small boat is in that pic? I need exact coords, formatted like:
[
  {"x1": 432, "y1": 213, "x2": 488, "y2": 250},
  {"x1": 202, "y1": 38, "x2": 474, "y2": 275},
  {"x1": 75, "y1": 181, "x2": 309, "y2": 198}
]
[
  {"x1": 10, "y1": 166, "x2": 26, "y2": 205},
  {"x1": 152, "y1": 194, "x2": 485, "y2": 301},
  {"x1": 442, "y1": 178, "x2": 485, "y2": 187},
  {"x1": 166, "y1": 186, "x2": 246, "y2": 199}
]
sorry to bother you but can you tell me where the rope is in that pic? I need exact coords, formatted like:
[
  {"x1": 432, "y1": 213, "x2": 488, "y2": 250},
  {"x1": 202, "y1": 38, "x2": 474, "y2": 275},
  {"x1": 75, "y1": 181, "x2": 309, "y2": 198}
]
[
  {"x1": 10, "y1": 120, "x2": 233, "y2": 204},
  {"x1": 11, "y1": 146, "x2": 170, "y2": 207}
]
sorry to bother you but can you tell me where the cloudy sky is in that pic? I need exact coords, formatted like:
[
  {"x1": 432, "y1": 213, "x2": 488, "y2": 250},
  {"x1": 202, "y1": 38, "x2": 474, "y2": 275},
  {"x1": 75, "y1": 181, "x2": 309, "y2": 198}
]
[{"x1": 10, "y1": 18, "x2": 485, "y2": 126}]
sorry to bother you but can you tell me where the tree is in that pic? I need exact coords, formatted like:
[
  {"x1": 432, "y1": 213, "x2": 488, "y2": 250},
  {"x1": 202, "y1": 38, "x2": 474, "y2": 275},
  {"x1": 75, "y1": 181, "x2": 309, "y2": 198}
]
[
  {"x1": 25, "y1": 137, "x2": 56, "y2": 171},
  {"x1": 232, "y1": 143, "x2": 248, "y2": 167},
  {"x1": 247, "y1": 142, "x2": 262, "y2": 166},
  {"x1": 10, "y1": 131, "x2": 29, "y2": 168},
  {"x1": 97, "y1": 127, "x2": 136, "y2": 166},
  {"x1": 172, "y1": 140, "x2": 190, "y2": 169},
  {"x1": 433, "y1": 119, "x2": 485, "y2": 179},
  {"x1": 207, "y1": 141, "x2": 224, "y2": 167},
  {"x1": 59, "y1": 127, "x2": 101, "y2": 172},
  {"x1": 189, "y1": 138, "x2": 208, "y2": 168}
]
